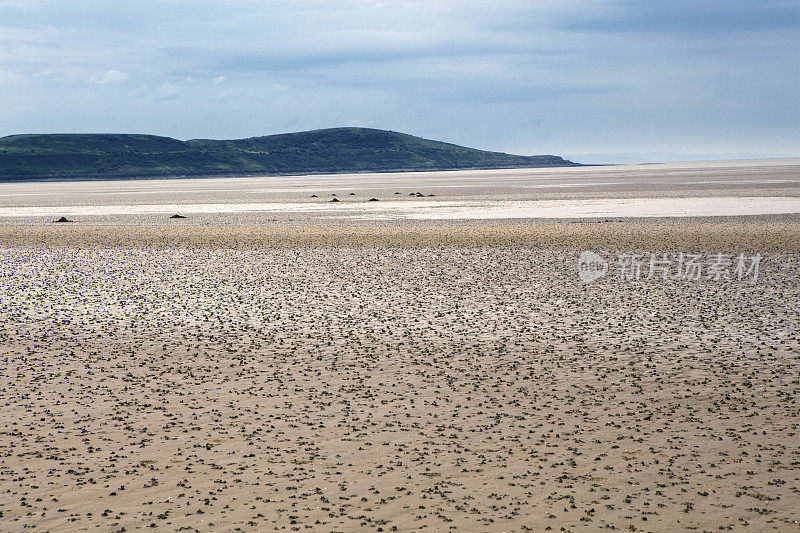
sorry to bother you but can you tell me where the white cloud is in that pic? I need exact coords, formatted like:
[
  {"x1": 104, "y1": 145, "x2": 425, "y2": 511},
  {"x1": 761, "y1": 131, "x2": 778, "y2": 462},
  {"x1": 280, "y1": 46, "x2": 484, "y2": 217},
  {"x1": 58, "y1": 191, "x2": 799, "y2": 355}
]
[
  {"x1": 90, "y1": 69, "x2": 128, "y2": 84},
  {"x1": 212, "y1": 75, "x2": 227, "y2": 84},
  {"x1": 158, "y1": 81, "x2": 184, "y2": 98},
  {"x1": 347, "y1": 119, "x2": 373, "y2": 127},
  {"x1": 216, "y1": 88, "x2": 241, "y2": 100}
]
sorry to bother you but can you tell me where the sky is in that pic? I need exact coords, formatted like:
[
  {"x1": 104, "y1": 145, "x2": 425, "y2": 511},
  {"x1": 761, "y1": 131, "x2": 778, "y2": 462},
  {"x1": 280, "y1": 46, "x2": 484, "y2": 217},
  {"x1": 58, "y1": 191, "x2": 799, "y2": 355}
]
[{"x1": 0, "y1": 0, "x2": 798, "y2": 163}]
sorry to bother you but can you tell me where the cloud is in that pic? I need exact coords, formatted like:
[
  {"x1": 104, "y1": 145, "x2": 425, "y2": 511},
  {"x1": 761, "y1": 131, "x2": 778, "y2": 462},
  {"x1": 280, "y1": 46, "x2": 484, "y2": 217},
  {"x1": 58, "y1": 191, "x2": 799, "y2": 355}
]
[
  {"x1": 158, "y1": 81, "x2": 183, "y2": 98},
  {"x1": 347, "y1": 119, "x2": 373, "y2": 128},
  {"x1": 0, "y1": 0, "x2": 797, "y2": 158},
  {"x1": 215, "y1": 87, "x2": 240, "y2": 100},
  {"x1": 558, "y1": 0, "x2": 800, "y2": 35},
  {"x1": 90, "y1": 69, "x2": 128, "y2": 84}
]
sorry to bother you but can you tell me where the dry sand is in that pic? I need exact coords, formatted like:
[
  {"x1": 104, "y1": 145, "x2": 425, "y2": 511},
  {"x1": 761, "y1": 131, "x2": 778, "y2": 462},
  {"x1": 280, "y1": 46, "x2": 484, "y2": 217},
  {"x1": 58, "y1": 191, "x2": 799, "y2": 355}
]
[{"x1": 1, "y1": 161, "x2": 799, "y2": 532}]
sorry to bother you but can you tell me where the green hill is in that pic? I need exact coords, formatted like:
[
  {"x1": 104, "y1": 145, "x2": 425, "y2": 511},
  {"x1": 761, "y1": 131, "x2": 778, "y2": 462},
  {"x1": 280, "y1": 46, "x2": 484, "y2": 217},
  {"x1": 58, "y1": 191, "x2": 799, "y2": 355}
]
[{"x1": 0, "y1": 127, "x2": 579, "y2": 181}]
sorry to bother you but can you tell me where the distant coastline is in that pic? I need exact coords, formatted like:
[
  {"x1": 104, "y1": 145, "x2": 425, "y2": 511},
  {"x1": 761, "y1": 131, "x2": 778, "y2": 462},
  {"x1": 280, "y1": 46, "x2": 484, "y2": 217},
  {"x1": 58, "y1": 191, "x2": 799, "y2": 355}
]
[{"x1": 0, "y1": 127, "x2": 580, "y2": 182}]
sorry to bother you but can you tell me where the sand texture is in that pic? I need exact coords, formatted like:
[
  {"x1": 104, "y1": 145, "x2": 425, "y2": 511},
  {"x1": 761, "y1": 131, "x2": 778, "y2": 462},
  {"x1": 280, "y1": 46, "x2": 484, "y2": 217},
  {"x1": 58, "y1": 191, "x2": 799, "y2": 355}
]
[
  {"x1": 1, "y1": 161, "x2": 799, "y2": 532},
  {"x1": 1, "y1": 220, "x2": 800, "y2": 251}
]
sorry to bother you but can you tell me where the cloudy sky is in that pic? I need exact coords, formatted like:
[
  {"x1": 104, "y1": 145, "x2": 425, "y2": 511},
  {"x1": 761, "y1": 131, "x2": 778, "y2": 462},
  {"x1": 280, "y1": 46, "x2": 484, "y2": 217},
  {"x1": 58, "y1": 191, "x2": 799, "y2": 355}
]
[{"x1": 1, "y1": 0, "x2": 798, "y2": 163}]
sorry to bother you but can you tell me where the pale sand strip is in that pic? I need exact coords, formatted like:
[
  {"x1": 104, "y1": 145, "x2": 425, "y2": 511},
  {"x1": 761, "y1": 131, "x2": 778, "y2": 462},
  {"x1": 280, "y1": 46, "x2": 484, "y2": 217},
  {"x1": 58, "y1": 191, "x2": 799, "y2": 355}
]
[
  {"x1": 2, "y1": 221, "x2": 800, "y2": 250},
  {"x1": 1, "y1": 197, "x2": 800, "y2": 218}
]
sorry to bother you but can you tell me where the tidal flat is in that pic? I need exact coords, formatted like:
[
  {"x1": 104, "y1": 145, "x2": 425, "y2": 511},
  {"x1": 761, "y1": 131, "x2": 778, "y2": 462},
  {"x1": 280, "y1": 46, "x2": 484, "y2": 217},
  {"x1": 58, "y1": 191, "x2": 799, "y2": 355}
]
[{"x1": 1, "y1": 160, "x2": 799, "y2": 531}]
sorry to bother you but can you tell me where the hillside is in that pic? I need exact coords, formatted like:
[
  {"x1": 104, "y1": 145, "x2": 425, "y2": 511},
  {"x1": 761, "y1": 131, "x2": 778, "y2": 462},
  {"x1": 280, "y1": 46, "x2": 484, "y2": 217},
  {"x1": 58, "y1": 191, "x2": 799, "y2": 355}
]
[{"x1": 0, "y1": 127, "x2": 578, "y2": 181}]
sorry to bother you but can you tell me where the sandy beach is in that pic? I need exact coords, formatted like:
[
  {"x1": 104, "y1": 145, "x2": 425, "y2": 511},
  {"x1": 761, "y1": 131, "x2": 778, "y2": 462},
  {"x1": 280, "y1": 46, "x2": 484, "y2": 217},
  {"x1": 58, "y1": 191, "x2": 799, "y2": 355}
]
[{"x1": 1, "y1": 161, "x2": 799, "y2": 532}]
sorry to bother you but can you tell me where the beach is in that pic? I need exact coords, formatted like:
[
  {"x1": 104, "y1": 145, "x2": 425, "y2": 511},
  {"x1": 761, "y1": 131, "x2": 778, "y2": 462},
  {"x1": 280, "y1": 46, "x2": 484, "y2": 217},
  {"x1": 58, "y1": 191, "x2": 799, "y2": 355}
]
[{"x1": 1, "y1": 160, "x2": 799, "y2": 531}]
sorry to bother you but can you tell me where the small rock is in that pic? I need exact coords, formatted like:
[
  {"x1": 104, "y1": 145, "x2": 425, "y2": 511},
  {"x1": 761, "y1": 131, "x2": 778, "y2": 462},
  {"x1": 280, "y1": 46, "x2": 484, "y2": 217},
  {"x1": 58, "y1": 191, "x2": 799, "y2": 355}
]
[{"x1": 54, "y1": 216, "x2": 72, "y2": 223}]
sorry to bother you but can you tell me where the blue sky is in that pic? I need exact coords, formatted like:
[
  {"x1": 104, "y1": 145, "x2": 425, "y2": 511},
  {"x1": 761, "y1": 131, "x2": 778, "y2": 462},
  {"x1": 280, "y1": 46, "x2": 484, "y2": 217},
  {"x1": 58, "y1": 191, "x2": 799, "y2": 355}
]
[{"x1": 1, "y1": 0, "x2": 798, "y2": 163}]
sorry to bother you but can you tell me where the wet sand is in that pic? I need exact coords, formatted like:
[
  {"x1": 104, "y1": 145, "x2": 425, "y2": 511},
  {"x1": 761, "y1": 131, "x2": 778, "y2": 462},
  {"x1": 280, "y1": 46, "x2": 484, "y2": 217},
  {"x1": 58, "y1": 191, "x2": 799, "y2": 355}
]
[
  {"x1": 1, "y1": 219, "x2": 800, "y2": 251},
  {"x1": 1, "y1": 160, "x2": 799, "y2": 532}
]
